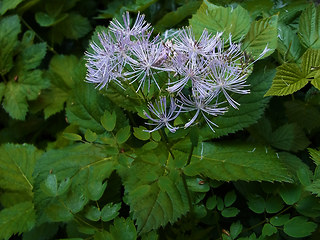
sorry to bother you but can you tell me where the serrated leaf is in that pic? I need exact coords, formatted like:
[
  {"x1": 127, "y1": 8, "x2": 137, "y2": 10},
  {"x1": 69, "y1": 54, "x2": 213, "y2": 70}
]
[
  {"x1": 284, "y1": 216, "x2": 317, "y2": 238},
  {"x1": 155, "y1": 1, "x2": 201, "y2": 32},
  {"x1": 189, "y1": 0, "x2": 250, "y2": 42},
  {"x1": 230, "y1": 221, "x2": 242, "y2": 239},
  {"x1": 0, "y1": 144, "x2": 41, "y2": 196},
  {"x1": 298, "y1": 4, "x2": 320, "y2": 49},
  {"x1": 116, "y1": 125, "x2": 131, "y2": 144},
  {"x1": 121, "y1": 145, "x2": 189, "y2": 233},
  {"x1": 0, "y1": 15, "x2": 20, "y2": 75},
  {"x1": 133, "y1": 126, "x2": 150, "y2": 140},
  {"x1": 85, "y1": 206, "x2": 101, "y2": 221},
  {"x1": 63, "y1": 132, "x2": 82, "y2": 141},
  {"x1": 101, "y1": 110, "x2": 117, "y2": 132},
  {"x1": 34, "y1": 144, "x2": 115, "y2": 223},
  {"x1": 265, "y1": 63, "x2": 308, "y2": 96},
  {"x1": 0, "y1": 201, "x2": 35, "y2": 240},
  {"x1": 305, "y1": 179, "x2": 320, "y2": 197},
  {"x1": 242, "y1": 15, "x2": 278, "y2": 59},
  {"x1": 199, "y1": 62, "x2": 275, "y2": 139},
  {"x1": 277, "y1": 23, "x2": 303, "y2": 63},
  {"x1": 101, "y1": 203, "x2": 121, "y2": 222},
  {"x1": 262, "y1": 223, "x2": 277, "y2": 236},
  {"x1": 18, "y1": 43, "x2": 47, "y2": 70},
  {"x1": 3, "y1": 70, "x2": 49, "y2": 120},
  {"x1": 309, "y1": 148, "x2": 320, "y2": 166},
  {"x1": 0, "y1": 0, "x2": 23, "y2": 15},
  {"x1": 108, "y1": 217, "x2": 137, "y2": 240},
  {"x1": 270, "y1": 123, "x2": 310, "y2": 152},
  {"x1": 181, "y1": 141, "x2": 292, "y2": 182}
]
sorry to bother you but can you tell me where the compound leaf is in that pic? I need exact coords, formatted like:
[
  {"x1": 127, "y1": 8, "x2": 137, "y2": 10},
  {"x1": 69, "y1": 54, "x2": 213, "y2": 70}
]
[{"x1": 284, "y1": 216, "x2": 317, "y2": 238}]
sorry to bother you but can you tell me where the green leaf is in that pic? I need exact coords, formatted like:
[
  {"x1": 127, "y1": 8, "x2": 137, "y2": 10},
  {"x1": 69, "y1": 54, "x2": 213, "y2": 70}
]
[
  {"x1": 206, "y1": 195, "x2": 217, "y2": 210},
  {"x1": 262, "y1": 223, "x2": 277, "y2": 236},
  {"x1": 270, "y1": 214, "x2": 290, "y2": 226},
  {"x1": 108, "y1": 217, "x2": 137, "y2": 240},
  {"x1": 298, "y1": 4, "x2": 320, "y2": 49},
  {"x1": 34, "y1": 144, "x2": 115, "y2": 223},
  {"x1": 284, "y1": 216, "x2": 317, "y2": 238},
  {"x1": 224, "y1": 191, "x2": 237, "y2": 207},
  {"x1": 155, "y1": 1, "x2": 201, "y2": 32},
  {"x1": 3, "y1": 70, "x2": 49, "y2": 120},
  {"x1": 0, "y1": 201, "x2": 35, "y2": 240},
  {"x1": 54, "y1": 13, "x2": 91, "y2": 40},
  {"x1": 221, "y1": 207, "x2": 240, "y2": 218},
  {"x1": 199, "y1": 62, "x2": 275, "y2": 139},
  {"x1": 277, "y1": 23, "x2": 303, "y2": 63},
  {"x1": 42, "y1": 174, "x2": 58, "y2": 196},
  {"x1": 265, "y1": 196, "x2": 284, "y2": 213},
  {"x1": 181, "y1": 141, "x2": 292, "y2": 182},
  {"x1": 18, "y1": 43, "x2": 47, "y2": 70},
  {"x1": 0, "y1": 0, "x2": 23, "y2": 15},
  {"x1": 101, "y1": 203, "x2": 121, "y2": 222},
  {"x1": 101, "y1": 110, "x2": 117, "y2": 132},
  {"x1": 189, "y1": 0, "x2": 250, "y2": 42},
  {"x1": 116, "y1": 125, "x2": 131, "y2": 144},
  {"x1": 230, "y1": 221, "x2": 242, "y2": 239},
  {"x1": 85, "y1": 206, "x2": 101, "y2": 221},
  {"x1": 0, "y1": 82, "x2": 5, "y2": 102},
  {"x1": 63, "y1": 132, "x2": 82, "y2": 141},
  {"x1": 279, "y1": 184, "x2": 302, "y2": 205},
  {"x1": 265, "y1": 63, "x2": 308, "y2": 96},
  {"x1": 186, "y1": 177, "x2": 210, "y2": 192},
  {"x1": 133, "y1": 126, "x2": 150, "y2": 141},
  {"x1": 309, "y1": 148, "x2": 320, "y2": 166},
  {"x1": 22, "y1": 223, "x2": 59, "y2": 240},
  {"x1": 247, "y1": 194, "x2": 265, "y2": 213},
  {"x1": 270, "y1": 123, "x2": 310, "y2": 152},
  {"x1": 121, "y1": 145, "x2": 189, "y2": 233},
  {"x1": 0, "y1": 15, "x2": 20, "y2": 75},
  {"x1": 305, "y1": 179, "x2": 320, "y2": 197},
  {"x1": 242, "y1": 15, "x2": 278, "y2": 59},
  {"x1": 84, "y1": 129, "x2": 97, "y2": 142},
  {"x1": 0, "y1": 144, "x2": 41, "y2": 196},
  {"x1": 301, "y1": 49, "x2": 320, "y2": 90}
]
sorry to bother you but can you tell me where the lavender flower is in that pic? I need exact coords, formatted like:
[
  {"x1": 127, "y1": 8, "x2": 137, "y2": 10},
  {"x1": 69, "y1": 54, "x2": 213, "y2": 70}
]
[
  {"x1": 177, "y1": 93, "x2": 227, "y2": 131},
  {"x1": 144, "y1": 97, "x2": 180, "y2": 133}
]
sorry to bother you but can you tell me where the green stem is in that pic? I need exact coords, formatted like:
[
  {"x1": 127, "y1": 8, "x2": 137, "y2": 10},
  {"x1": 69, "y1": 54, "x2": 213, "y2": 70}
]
[{"x1": 182, "y1": 172, "x2": 194, "y2": 214}]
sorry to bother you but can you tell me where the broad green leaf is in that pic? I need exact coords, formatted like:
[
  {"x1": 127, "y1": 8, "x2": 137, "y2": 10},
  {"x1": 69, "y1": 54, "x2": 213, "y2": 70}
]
[
  {"x1": 270, "y1": 214, "x2": 290, "y2": 226},
  {"x1": 133, "y1": 126, "x2": 150, "y2": 140},
  {"x1": 230, "y1": 221, "x2": 242, "y2": 239},
  {"x1": 34, "y1": 144, "x2": 115, "y2": 223},
  {"x1": 121, "y1": 144, "x2": 189, "y2": 233},
  {"x1": 42, "y1": 174, "x2": 58, "y2": 196},
  {"x1": 155, "y1": 1, "x2": 201, "y2": 32},
  {"x1": 0, "y1": 15, "x2": 20, "y2": 75},
  {"x1": 199, "y1": 62, "x2": 275, "y2": 139},
  {"x1": 206, "y1": 195, "x2": 217, "y2": 210},
  {"x1": 240, "y1": 0, "x2": 273, "y2": 19},
  {"x1": 262, "y1": 223, "x2": 277, "y2": 236},
  {"x1": 284, "y1": 216, "x2": 317, "y2": 237},
  {"x1": 0, "y1": 201, "x2": 35, "y2": 240},
  {"x1": 3, "y1": 70, "x2": 49, "y2": 120},
  {"x1": 189, "y1": 0, "x2": 250, "y2": 42},
  {"x1": 277, "y1": 23, "x2": 303, "y2": 63},
  {"x1": 298, "y1": 4, "x2": 320, "y2": 49},
  {"x1": 0, "y1": 0, "x2": 23, "y2": 15},
  {"x1": 0, "y1": 144, "x2": 41, "y2": 196},
  {"x1": 301, "y1": 49, "x2": 320, "y2": 90},
  {"x1": 63, "y1": 132, "x2": 82, "y2": 141},
  {"x1": 247, "y1": 194, "x2": 265, "y2": 214},
  {"x1": 265, "y1": 196, "x2": 284, "y2": 213},
  {"x1": 101, "y1": 202, "x2": 121, "y2": 222},
  {"x1": 186, "y1": 177, "x2": 210, "y2": 192},
  {"x1": 264, "y1": 63, "x2": 308, "y2": 96},
  {"x1": 242, "y1": 15, "x2": 278, "y2": 59},
  {"x1": 305, "y1": 179, "x2": 320, "y2": 197},
  {"x1": 194, "y1": 204, "x2": 207, "y2": 218},
  {"x1": 221, "y1": 207, "x2": 240, "y2": 217},
  {"x1": 270, "y1": 123, "x2": 310, "y2": 152},
  {"x1": 181, "y1": 141, "x2": 292, "y2": 182},
  {"x1": 108, "y1": 217, "x2": 137, "y2": 240},
  {"x1": 101, "y1": 110, "x2": 117, "y2": 132},
  {"x1": 35, "y1": 12, "x2": 68, "y2": 27}
]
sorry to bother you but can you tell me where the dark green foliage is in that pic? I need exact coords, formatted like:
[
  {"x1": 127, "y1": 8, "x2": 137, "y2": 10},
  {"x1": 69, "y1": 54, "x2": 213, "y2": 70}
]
[{"x1": 1, "y1": 0, "x2": 320, "y2": 239}]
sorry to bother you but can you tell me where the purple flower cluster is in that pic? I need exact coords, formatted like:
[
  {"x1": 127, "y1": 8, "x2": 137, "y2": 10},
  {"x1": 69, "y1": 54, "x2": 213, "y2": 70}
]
[{"x1": 85, "y1": 12, "x2": 269, "y2": 133}]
